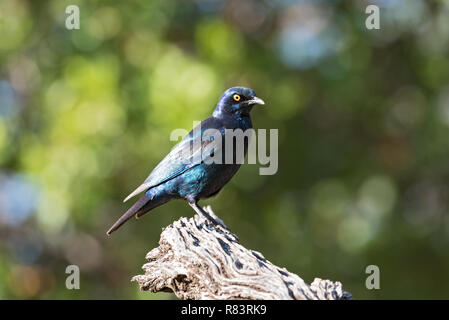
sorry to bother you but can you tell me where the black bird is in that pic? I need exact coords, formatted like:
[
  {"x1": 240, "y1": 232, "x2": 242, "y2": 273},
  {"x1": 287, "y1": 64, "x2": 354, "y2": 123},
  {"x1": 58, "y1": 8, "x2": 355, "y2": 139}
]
[{"x1": 107, "y1": 87, "x2": 265, "y2": 235}]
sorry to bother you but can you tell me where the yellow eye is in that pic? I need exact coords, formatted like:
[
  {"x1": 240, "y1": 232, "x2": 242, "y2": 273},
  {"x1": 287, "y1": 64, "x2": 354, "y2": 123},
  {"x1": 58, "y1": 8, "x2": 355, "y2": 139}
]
[{"x1": 233, "y1": 94, "x2": 241, "y2": 102}]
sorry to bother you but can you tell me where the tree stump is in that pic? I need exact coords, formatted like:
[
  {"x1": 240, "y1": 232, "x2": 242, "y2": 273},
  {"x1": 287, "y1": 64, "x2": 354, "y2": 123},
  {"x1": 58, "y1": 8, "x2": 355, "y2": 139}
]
[{"x1": 132, "y1": 206, "x2": 352, "y2": 300}]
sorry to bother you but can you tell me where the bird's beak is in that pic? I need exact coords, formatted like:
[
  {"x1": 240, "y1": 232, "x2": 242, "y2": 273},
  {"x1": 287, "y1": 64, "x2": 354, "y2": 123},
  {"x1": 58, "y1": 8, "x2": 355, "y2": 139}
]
[{"x1": 248, "y1": 96, "x2": 265, "y2": 106}]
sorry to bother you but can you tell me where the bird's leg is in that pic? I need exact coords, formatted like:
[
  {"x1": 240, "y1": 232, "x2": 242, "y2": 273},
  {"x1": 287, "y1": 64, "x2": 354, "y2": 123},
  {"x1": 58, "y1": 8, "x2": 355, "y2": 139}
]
[
  {"x1": 189, "y1": 201, "x2": 217, "y2": 224},
  {"x1": 189, "y1": 202, "x2": 227, "y2": 229}
]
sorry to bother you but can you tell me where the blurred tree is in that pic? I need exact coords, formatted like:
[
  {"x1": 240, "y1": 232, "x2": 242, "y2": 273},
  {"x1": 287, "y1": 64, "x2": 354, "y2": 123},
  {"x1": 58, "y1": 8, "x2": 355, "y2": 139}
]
[{"x1": 0, "y1": 0, "x2": 449, "y2": 299}]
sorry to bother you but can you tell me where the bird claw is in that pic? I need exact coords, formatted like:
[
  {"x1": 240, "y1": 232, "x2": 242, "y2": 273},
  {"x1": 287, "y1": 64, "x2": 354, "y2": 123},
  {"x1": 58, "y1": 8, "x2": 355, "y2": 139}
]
[
  {"x1": 201, "y1": 206, "x2": 238, "y2": 242},
  {"x1": 204, "y1": 213, "x2": 227, "y2": 230},
  {"x1": 202, "y1": 206, "x2": 229, "y2": 230},
  {"x1": 190, "y1": 203, "x2": 234, "y2": 237}
]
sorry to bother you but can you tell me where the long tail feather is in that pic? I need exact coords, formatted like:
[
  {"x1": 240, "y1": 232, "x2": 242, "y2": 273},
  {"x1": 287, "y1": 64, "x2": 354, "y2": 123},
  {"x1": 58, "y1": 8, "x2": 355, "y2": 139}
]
[{"x1": 107, "y1": 195, "x2": 151, "y2": 235}]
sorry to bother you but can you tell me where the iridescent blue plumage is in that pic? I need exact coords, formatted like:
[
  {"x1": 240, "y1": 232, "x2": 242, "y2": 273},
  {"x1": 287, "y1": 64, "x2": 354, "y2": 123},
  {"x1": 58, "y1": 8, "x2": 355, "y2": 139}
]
[{"x1": 107, "y1": 87, "x2": 265, "y2": 235}]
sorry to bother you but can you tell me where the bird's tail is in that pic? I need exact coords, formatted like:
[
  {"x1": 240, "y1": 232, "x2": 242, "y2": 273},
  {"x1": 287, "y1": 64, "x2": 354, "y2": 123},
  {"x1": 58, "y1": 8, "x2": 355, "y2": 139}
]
[{"x1": 106, "y1": 192, "x2": 168, "y2": 235}]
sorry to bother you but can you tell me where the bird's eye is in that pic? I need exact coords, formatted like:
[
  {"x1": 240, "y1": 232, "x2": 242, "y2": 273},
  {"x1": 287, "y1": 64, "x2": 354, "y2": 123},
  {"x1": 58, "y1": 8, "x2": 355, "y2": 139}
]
[{"x1": 233, "y1": 94, "x2": 241, "y2": 102}]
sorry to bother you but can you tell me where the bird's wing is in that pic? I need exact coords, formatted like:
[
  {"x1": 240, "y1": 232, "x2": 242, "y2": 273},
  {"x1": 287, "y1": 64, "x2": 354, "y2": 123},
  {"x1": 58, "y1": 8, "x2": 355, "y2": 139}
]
[{"x1": 123, "y1": 120, "x2": 223, "y2": 202}]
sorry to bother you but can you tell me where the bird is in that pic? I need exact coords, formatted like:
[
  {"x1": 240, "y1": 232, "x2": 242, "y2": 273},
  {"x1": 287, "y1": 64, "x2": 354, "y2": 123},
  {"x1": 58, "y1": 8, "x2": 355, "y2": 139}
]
[{"x1": 106, "y1": 86, "x2": 265, "y2": 235}]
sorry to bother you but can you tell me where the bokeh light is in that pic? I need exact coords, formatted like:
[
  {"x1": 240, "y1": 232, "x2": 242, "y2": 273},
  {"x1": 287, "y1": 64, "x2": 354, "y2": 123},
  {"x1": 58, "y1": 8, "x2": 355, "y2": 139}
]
[{"x1": 0, "y1": 0, "x2": 448, "y2": 299}]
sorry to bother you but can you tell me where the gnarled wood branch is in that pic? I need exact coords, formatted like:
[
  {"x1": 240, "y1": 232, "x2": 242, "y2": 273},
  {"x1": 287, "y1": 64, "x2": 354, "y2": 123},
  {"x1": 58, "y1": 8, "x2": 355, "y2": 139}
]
[{"x1": 132, "y1": 206, "x2": 352, "y2": 300}]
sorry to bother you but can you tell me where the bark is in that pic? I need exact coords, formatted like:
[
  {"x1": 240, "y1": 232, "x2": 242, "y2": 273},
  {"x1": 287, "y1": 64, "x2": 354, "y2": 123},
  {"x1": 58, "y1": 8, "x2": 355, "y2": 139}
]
[{"x1": 132, "y1": 206, "x2": 353, "y2": 300}]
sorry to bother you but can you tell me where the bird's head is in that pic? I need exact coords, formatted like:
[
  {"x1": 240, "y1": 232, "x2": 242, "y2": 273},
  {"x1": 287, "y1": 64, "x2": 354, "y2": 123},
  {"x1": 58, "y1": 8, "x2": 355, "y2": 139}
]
[{"x1": 213, "y1": 86, "x2": 265, "y2": 117}]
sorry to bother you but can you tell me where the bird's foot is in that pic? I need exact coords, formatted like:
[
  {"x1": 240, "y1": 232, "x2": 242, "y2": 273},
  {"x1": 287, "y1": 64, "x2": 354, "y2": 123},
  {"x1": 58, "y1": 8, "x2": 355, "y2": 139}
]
[
  {"x1": 188, "y1": 203, "x2": 235, "y2": 238},
  {"x1": 202, "y1": 207, "x2": 227, "y2": 230},
  {"x1": 201, "y1": 206, "x2": 238, "y2": 241},
  {"x1": 193, "y1": 204, "x2": 222, "y2": 227}
]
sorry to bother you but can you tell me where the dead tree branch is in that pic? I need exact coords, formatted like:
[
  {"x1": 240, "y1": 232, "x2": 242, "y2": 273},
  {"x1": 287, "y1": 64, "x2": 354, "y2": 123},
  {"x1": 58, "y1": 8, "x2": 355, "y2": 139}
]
[{"x1": 132, "y1": 206, "x2": 352, "y2": 300}]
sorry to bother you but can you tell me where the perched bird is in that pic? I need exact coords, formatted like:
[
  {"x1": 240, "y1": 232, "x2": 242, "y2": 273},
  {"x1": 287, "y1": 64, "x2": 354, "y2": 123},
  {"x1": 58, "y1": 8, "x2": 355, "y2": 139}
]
[{"x1": 107, "y1": 87, "x2": 265, "y2": 235}]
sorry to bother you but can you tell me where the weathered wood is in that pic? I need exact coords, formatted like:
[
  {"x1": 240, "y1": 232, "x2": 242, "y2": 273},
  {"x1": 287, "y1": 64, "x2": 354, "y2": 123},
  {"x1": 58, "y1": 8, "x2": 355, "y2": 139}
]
[{"x1": 132, "y1": 206, "x2": 352, "y2": 300}]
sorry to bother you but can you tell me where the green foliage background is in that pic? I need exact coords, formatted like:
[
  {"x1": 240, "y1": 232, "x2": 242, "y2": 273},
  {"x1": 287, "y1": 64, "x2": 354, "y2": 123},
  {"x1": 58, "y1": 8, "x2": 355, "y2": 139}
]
[{"x1": 1, "y1": 0, "x2": 449, "y2": 299}]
